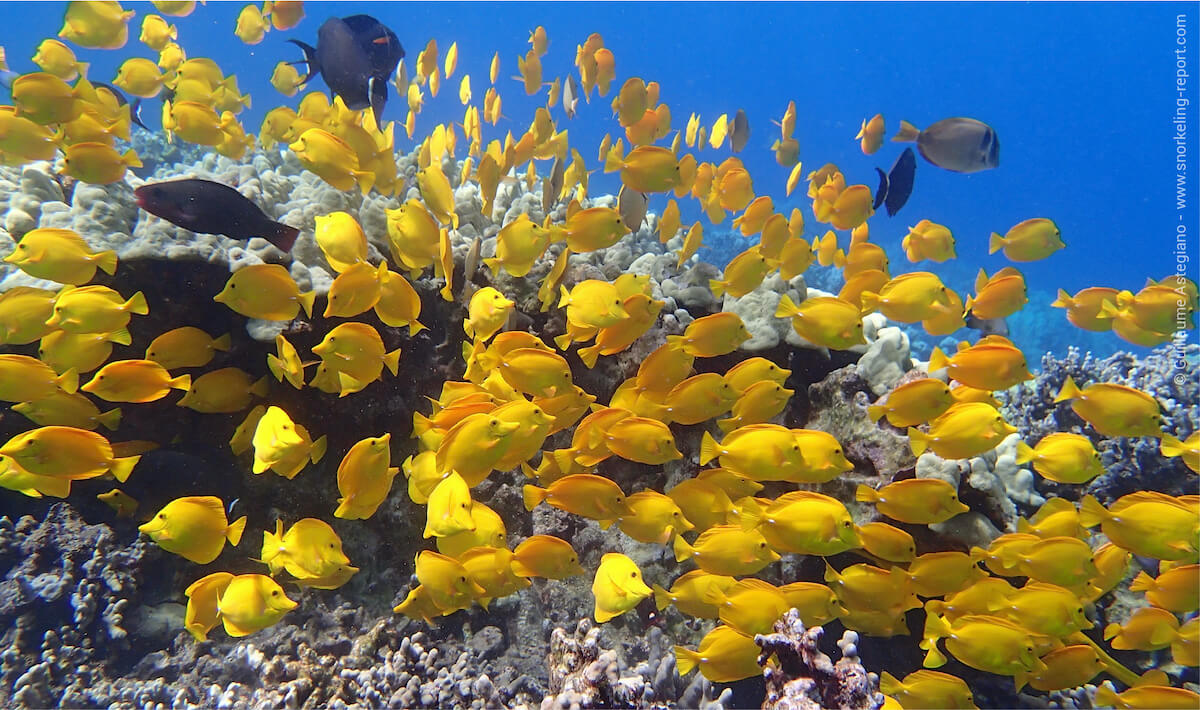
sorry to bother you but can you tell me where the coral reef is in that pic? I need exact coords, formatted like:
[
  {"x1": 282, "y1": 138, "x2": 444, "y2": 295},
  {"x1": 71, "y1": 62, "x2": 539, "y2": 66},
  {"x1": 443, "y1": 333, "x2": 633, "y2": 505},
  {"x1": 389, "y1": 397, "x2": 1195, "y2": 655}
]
[{"x1": 757, "y1": 609, "x2": 883, "y2": 710}]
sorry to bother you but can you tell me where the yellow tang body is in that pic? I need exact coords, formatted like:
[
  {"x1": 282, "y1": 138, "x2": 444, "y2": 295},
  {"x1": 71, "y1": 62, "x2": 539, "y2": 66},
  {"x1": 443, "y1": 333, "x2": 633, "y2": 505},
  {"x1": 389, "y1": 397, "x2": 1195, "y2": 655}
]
[
  {"x1": 4, "y1": 228, "x2": 117, "y2": 285},
  {"x1": 214, "y1": 264, "x2": 315, "y2": 322},
  {"x1": 83, "y1": 359, "x2": 190, "y2": 403},
  {"x1": 856, "y1": 479, "x2": 969, "y2": 524},
  {"x1": 1054, "y1": 376, "x2": 1163, "y2": 438},
  {"x1": 908, "y1": 402, "x2": 1017, "y2": 460},
  {"x1": 1015, "y1": 433, "x2": 1105, "y2": 484},
  {"x1": 510, "y1": 534, "x2": 585, "y2": 579},
  {"x1": 183, "y1": 572, "x2": 234, "y2": 641},
  {"x1": 592, "y1": 552, "x2": 652, "y2": 623},
  {"x1": 674, "y1": 625, "x2": 762, "y2": 684},
  {"x1": 217, "y1": 574, "x2": 298, "y2": 637},
  {"x1": 334, "y1": 434, "x2": 399, "y2": 520},
  {"x1": 138, "y1": 495, "x2": 246, "y2": 564}
]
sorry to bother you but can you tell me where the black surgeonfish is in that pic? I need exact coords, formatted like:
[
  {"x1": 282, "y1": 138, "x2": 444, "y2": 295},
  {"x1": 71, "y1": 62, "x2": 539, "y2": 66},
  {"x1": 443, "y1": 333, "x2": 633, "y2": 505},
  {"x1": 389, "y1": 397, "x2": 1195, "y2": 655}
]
[
  {"x1": 289, "y1": 15, "x2": 404, "y2": 125},
  {"x1": 912, "y1": 117, "x2": 999, "y2": 174},
  {"x1": 135, "y1": 179, "x2": 300, "y2": 252},
  {"x1": 873, "y1": 147, "x2": 916, "y2": 216}
]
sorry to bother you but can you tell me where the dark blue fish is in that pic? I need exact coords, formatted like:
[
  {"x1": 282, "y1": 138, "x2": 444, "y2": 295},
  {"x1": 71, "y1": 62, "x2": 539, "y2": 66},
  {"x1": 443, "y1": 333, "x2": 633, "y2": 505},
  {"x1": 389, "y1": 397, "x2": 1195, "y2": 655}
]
[
  {"x1": 289, "y1": 15, "x2": 404, "y2": 125},
  {"x1": 873, "y1": 147, "x2": 916, "y2": 217}
]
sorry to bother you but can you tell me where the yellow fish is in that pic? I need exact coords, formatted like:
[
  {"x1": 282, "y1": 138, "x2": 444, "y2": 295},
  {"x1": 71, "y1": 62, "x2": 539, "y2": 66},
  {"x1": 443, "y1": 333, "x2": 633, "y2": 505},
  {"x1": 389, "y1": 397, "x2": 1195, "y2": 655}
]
[
  {"x1": 436, "y1": 502, "x2": 506, "y2": 559},
  {"x1": 416, "y1": 162, "x2": 459, "y2": 228},
  {"x1": 673, "y1": 524, "x2": 779, "y2": 576},
  {"x1": 1014, "y1": 645, "x2": 1103, "y2": 693},
  {"x1": 145, "y1": 327, "x2": 231, "y2": 370},
  {"x1": 667, "y1": 312, "x2": 750, "y2": 357},
  {"x1": 36, "y1": 328, "x2": 120, "y2": 376},
  {"x1": 183, "y1": 572, "x2": 234, "y2": 641},
  {"x1": 96, "y1": 488, "x2": 138, "y2": 517},
  {"x1": 1016, "y1": 497, "x2": 1088, "y2": 539},
  {"x1": 1054, "y1": 376, "x2": 1163, "y2": 438},
  {"x1": 563, "y1": 206, "x2": 628, "y2": 253},
  {"x1": 49, "y1": 285, "x2": 148, "y2": 335},
  {"x1": 577, "y1": 293, "x2": 664, "y2": 368},
  {"x1": 774, "y1": 294, "x2": 866, "y2": 350},
  {"x1": 234, "y1": 3, "x2": 270, "y2": 44},
  {"x1": 857, "y1": 113, "x2": 885, "y2": 154},
  {"x1": 334, "y1": 434, "x2": 399, "y2": 520},
  {"x1": 674, "y1": 625, "x2": 762, "y2": 683},
  {"x1": 722, "y1": 357, "x2": 790, "y2": 393},
  {"x1": 260, "y1": 517, "x2": 351, "y2": 581},
  {"x1": 558, "y1": 279, "x2": 627, "y2": 329},
  {"x1": 856, "y1": 521, "x2": 917, "y2": 563},
  {"x1": 422, "y1": 471, "x2": 474, "y2": 538},
  {"x1": 460, "y1": 546, "x2": 529, "y2": 609},
  {"x1": 743, "y1": 491, "x2": 860, "y2": 556},
  {"x1": 709, "y1": 247, "x2": 770, "y2": 299},
  {"x1": 1079, "y1": 491, "x2": 1198, "y2": 561},
  {"x1": 374, "y1": 268, "x2": 426, "y2": 335},
  {"x1": 868, "y1": 378, "x2": 953, "y2": 427},
  {"x1": 32, "y1": 39, "x2": 88, "y2": 81},
  {"x1": 59, "y1": 1, "x2": 135, "y2": 49},
  {"x1": 608, "y1": 145, "x2": 681, "y2": 193},
  {"x1": 83, "y1": 359, "x2": 191, "y2": 403},
  {"x1": 13, "y1": 391, "x2": 121, "y2": 432},
  {"x1": 138, "y1": 496, "x2": 246, "y2": 564},
  {"x1": 435, "y1": 413, "x2": 520, "y2": 486},
  {"x1": 0, "y1": 353, "x2": 78, "y2": 402},
  {"x1": 314, "y1": 211, "x2": 369, "y2": 273},
  {"x1": 1131, "y1": 563, "x2": 1200, "y2": 612},
  {"x1": 264, "y1": 0, "x2": 305, "y2": 30},
  {"x1": 523, "y1": 473, "x2": 630, "y2": 523},
  {"x1": 266, "y1": 334, "x2": 307, "y2": 390},
  {"x1": 592, "y1": 552, "x2": 652, "y2": 623},
  {"x1": 988, "y1": 218, "x2": 1064, "y2": 262},
  {"x1": 666, "y1": 477, "x2": 736, "y2": 532},
  {"x1": 921, "y1": 613, "x2": 1045, "y2": 676},
  {"x1": 4, "y1": 227, "x2": 117, "y2": 285},
  {"x1": 214, "y1": 264, "x2": 315, "y2": 322},
  {"x1": 0, "y1": 287, "x2": 57, "y2": 345},
  {"x1": 113, "y1": 57, "x2": 172, "y2": 98},
  {"x1": 139, "y1": 14, "x2": 177, "y2": 51},
  {"x1": 464, "y1": 287, "x2": 515, "y2": 342},
  {"x1": 857, "y1": 479, "x2": 969, "y2": 524},
  {"x1": 251, "y1": 406, "x2": 326, "y2": 479},
  {"x1": 177, "y1": 367, "x2": 267, "y2": 413},
  {"x1": 906, "y1": 551, "x2": 987, "y2": 598},
  {"x1": 902, "y1": 220, "x2": 957, "y2": 263},
  {"x1": 908, "y1": 402, "x2": 1018, "y2": 460},
  {"x1": 414, "y1": 550, "x2": 485, "y2": 613},
  {"x1": 229, "y1": 405, "x2": 266, "y2": 456},
  {"x1": 1015, "y1": 433, "x2": 1105, "y2": 484},
  {"x1": 62, "y1": 142, "x2": 142, "y2": 184},
  {"x1": 510, "y1": 534, "x2": 585, "y2": 579},
  {"x1": 699, "y1": 424, "x2": 805, "y2": 481},
  {"x1": 928, "y1": 334, "x2": 1034, "y2": 392},
  {"x1": 617, "y1": 490, "x2": 694, "y2": 544},
  {"x1": 490, "y1": 400, "x2": 556, "y2": 471},
  {"x1": 861, "y1": 272, "x2": 952, "y2": 323},
  {"x1": 984, "y1": 535, "x2": 1099, "y2": 588},
  {"x1": 217, "y1": 574, "x2": 298, "y2": 637},
  {"x1": 310, "y1": 322, "x2": 401, "y2": 396},
  {"x1": 289, "y1": 128, "x2": 374, "y2": 195},
  {"x1": 485, "y1": 214, "x2": 552, "y2": 278},
  {"x1": 706, "y1": 577, "x2": 789, "y2": 635},
  {"x1": 879, "y1": 670, "x2": 976, "y2": 710},
  {"x1": 716, "y1": 380, "x2": 793, "y2": 432},
  {"x1": 653, "y1": 570, "x2": 736, "y2": 619},
  {"x1": 1104, "y1": 606, "x2": 1181, "y2": 651},
  {"x1": 324, "y1": 261, "x2": 385, "y2": 318},
  {"x1": 966, "y1": 267, "x2": 1028, "y2": 320},
  {"x1": 1095, "y1": 683, "x2": 1200, "y2": 709},
  {"x1": 270, "y1": 61, "x2": 304, "y2": 96},
  {"x1": 496, "y1": 348, "x2": 573, "y2": 398},
  {"x1": 1051, "y1": 287, "x2": 1119, "y2": 331}
]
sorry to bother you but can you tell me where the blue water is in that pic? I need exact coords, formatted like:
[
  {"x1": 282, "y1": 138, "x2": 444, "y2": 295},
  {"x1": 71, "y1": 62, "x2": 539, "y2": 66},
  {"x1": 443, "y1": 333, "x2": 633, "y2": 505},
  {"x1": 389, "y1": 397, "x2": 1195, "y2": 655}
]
[{"x1": 2, "y1": 1, "x2": 1196, "y2": 358}]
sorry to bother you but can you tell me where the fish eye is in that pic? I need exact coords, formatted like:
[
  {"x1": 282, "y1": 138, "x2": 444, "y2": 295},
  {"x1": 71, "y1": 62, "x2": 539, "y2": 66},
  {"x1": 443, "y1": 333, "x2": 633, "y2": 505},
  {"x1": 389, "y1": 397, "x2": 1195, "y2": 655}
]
[
  {"x1": 158, "y1": 513, "x2": 166, "y2": 519},
  {"x1": 17, "y1": 244, "x2": 25, "y2": 250},
  {"x1": 842, "y1": 520, "x2": 852, "y2": 528},
  {"x1": 230, "y1": 283, "x2": 235, "y2": 289},
  {"x1": 272, "y1": 590, "x2": 280, "y2": 596},
  {"x1": 460, "y1": 576, "x2": 467, "y2": 583},
  {"x1": 758, "y1": 542, "x2": 767, "y2": 548},
  {"x1": 834, "y1": 448, "x2": 842, "y2": 455}
]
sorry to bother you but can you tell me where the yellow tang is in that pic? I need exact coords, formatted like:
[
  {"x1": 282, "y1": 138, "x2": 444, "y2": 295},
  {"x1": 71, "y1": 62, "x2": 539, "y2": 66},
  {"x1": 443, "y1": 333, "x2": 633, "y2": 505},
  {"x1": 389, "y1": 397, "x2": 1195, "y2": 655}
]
[
  {"x1": 709, "y1": 247, "x2": 770, "y2": 299},
  {"x1": 289, "y1": 128, "x2": 374, "y2": 195},
  {"x1": 558, "y1": 279, "x2": 627, "y2": 329},
  {"x1": 113, "y1": 57, "x2": 172, "y2": 98},
  {"x1": 592, "y1": 552, "x2": 652, "y2": 622},
  {"x1": 138, "y1": 495, "x2": 246, "y2": 564},
  {"x1": 485, "y1": 214, "x2": 551, "y2": 278},
  {"x1": 1015, "y1": 645, "x2": 1103, "y2": 693},
  {"x1": 1051, "y1": 287, "x2": 1119, "y2": 332},
  {"x1": 260, "y1": 518, "x2": 351, "y2": 580},
  {"x1": 564, "y1": 206, "x2": 628, "y2": 253},
  {"x1": 436, "y1": 413, "x2": 520, "y2": 486},
  {"x1": 1016, "y1": 433, "x2": 1105, "y2": 484},
  {"x1": 1095, "y1": 683, "x2": 1200, "y2": 709},
  {"x1": 314, "y1": 211, "x2": 369, "y2": 273},
  {"x1": 229, "y1": 405, "x2": 266, "y2": 455},
  {"x1": 652, "y1": 570, "x2": 736, "y2": 619},
  {"x1": 966, "y1": 267, "x2": 1028, "y2": 320},
  {"x1": 414, "y1": 550, "x2": 485, "y2": 613},
  {"x1": 1104, "y1": 606, "x2": 1180, "y2": 651},
  {"x1": 668, "y1": 311, "x2": 751, "y2": 357},
  {"x1": 32, "y1": 39, "x2": 87, "y2": 81},
  {"x1": 577, "y1": 293, "x2": 665, "y2": 368},
  {"x1": 464, "y1": 287, "x2": 515, "y2": 342},
  {"x1": 788, "y1": 429, "x2": 854, "y2": 483},
  {"x1": 1054, "y1": 375, "x2": 1163, "y2": 438},
  {"x1": 234, "y1": 4, "x2": 269, "y2": 44},
  {"x1": 510, "y1": 534, "x2": 585, "y2": 579},
  {"x1": 857, "y1": 478, "x2": 969, "y2": 524},
  {"x1": 460, "y1": 546, "x2": 530, "y2": 609},
  {"x1": 183, "y1": 572, "x2": 234, "y2": 642},
  {"x1": 311, "y1": 321, "x2": 401, "y2": 389},
  {"x1": 716, "y1": 380, "x2": 793, "y2": 432},
  {"x1": 774, "y1": 294, "x2": 866, "y2": 350},
  {"x1": 744, "y1": 491, "x2": 860, "y2": 556},
  {"x1": 868, "y1": 378, "x2": 953, "y2": 428},
  {"x1": 706, "y1": 577, "x2": 789, "y2": 635},
  {"x1": 1079, "y1": 491, "x2": 1199, "y2": 561},
  {"x1": 928, "y1": 335, "x2": 1033, "y2": 392},
  {"x1": 921, "y1": 613, "x2": 1046, "y2": 676},
  {"x1": 266, "y1": 334, "x2": 307, "y2": 390},
  {"x1": 4, "y1": 227, "x2": 117, "y2": 285},
  {"x1": 1016, "y1": 497, "x2": 1087, "y2": 539},
  {"x1": 145, "y1": 327, "x2": 231, "y2": 370},
  {"x1": 496, "y1": 347, "x2": 573, "y2": 398},
  {"x1": 423, "y1": 471, "x2": 474, "y2": 538},
  {"x1": 59, "y1": 1, "x2": 135, "y2": 49},
  {"x1": 0, "y1": 287, "x2": 57, "y2": 345},
  {"x1": 523, "y1": 473, "x2": 630, "y2": 523},
  {"x1": 436, "y1": 502, "x2": 506, "y2": 559},
  {"x1": 0, "y1": 353, "x2": 78, "y2": 402},
  {"x1": 62, "y1": 142, "x2": 142, "y2": 184},
  {"x1": 82, "y1": 359, "x2": 190, "y2": 403},
  {"x1": 217, "y1": 574, "x2": 298, "y2": 637},
  {"x1": 49, "y1": 285, "x2": 148, "y2": 335},
  {"x1": 334, "y1": 434, "x2": 399, "y2": 520},
  {"x1": 856, "y1": 522, "x2": 917, "y2": 563},
  {"x1": 1131, "y1": 563, "x2": 1200, "y2": 612},
  {"x1": 177, "y1": 368, "x2": 268, "y2": 414},
  {"x1": 656, "y1": 373, "x2": 738, "y2": 425},
  {"x1": 902, "y1": 220, "x2": 957, "y2": 264},
  {"x1": 666, "y1": 478, "x2": 736, "y2": 532},
  {"x1": 723, "y1": 357, "x2": 790, "y2": 393},
  {"x1": 617, "y1": 489, "x2": 693, "y2": 544},
  {"x1": 490, "y1": 400, "x2": 556, "y2": 471},
  {"x1": 139, "y1": 14, "x2": 177, "y2": 51},
  {"x1": 907, "y1": 551, "x2": 988, "y2": 599},
  {"x1": 879, "y1": 670, "x2": 976, "y2": 710},
  {"x1": 13, "y1": 391, "x2": 121, "y2": 432},
  {"x1": 699, "y1": 424, "x2": 805, "y2": 481},
  {"x1": 674, "y1": 625, "x2": 762, "y2": 683},
  {"x1": 908, "y1": 402, "x2": 1017, "y2": 460},
  {"x1": 988, "y1": 218, "x2": 1064, "y2": 262},
  {"x1": 214, "y1": 264, "x2": 315, "y2": 322},
  {"x1": 861, "y1": 272, "x2": 952, "y2": 323},
  {"x1": 673, "y1": 523, "x2": 779, "y2": 576}
]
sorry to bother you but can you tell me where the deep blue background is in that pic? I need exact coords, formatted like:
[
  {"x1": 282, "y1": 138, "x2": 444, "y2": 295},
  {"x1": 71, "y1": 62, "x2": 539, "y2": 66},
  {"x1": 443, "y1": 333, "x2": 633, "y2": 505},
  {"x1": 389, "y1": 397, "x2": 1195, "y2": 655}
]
[{"x1": 2, "y1": 1, "x2": 1197, "y2": 357}]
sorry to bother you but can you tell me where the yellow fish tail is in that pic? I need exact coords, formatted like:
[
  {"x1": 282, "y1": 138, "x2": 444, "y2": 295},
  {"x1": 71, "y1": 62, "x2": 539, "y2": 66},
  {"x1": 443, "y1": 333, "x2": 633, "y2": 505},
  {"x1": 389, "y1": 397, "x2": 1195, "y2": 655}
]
[
  {"x1": 1129, "y1": 571, "x2": 1155, "y2": 594},
  {"x1": 212, "y1": 333, "x2": 232, "y2": 351},
  {"x1": 672, "y1": 534, "x2": 693, "y2": 563},
  {"x1": 773, "y1": 293, "x2": 800, "y2": 319},
  {"x1": 1014, "y1": 440, "x2": 1036, "y2": 465},
  {"x1": 98, "y1": 407, "x2": 122, "y2": 431},
  {"x1": 651, "y1": 584, "x2": 672, "y2": 611},
  {"x1": 854, "y1": 484, "x2": 881, "y2": 504},
  {"x1": 384, "y1": 348, "x2": 402, "y2": 376},
  {"x1": 168, "y1": 373, "x2": 191, "y2": 391},
  {"x1": 1160, "y1": 434, "x2": 1185, "y2": 458},
  {"x1": 866, "y1": 404, "x2": 887, "y2": 422},
  {"x1": 698, "y1": 431, "x2": 720, "y2": 466},
  {"x1": 577, "y1": 344, "x2": 601, "y2": 369},
  {"x1": 908, "y1": 427, "x2": 930, "y2": 456},
  {"x1": 927, "y1": 347, "x2": 950, "y2": 372},
  {"x1": 266, "y1": 354, "x2": 285, "y2": 382},
  {"x1": 309, "y1": 435, "x2": 327, "y2": 464},
  {"x1": 1077, "y1": 495, "x2": 1109, "y2": 528},
  {"x1": 988, "y1": 232, "x2": 1006, "y2": 255},
  {"x1": 56, "y1": 367, "x2": 79, "y2": 395},
  {"x1": 522, "y1": 484, "x2": 547, "y2": 511},
  {"x1": 297, "y1": 290, "x2": 315, "y2": 318},
  {"x1": 125, "y1": 291, "x2": 149, "y2": 315},
  {"x1": 94, "y1": 249, "x2": 118, "y2": 275},
  {"x1": 1050, "y1": 288, "x2": 1073, "y2": 309},
  {"x1": 1053, "y1": 375, "x2": 1083, "y2": 403},
  {"x1": 674, "y1": 646, "x2": 700, "y2": 676},
  {"x1": 708, "y1": 279, "x2": 725, "y2": 299},
  {"x1": 859, "y1": 291, "x2": 881, "y2": 315},
  {"x1": 226, "y1": 515, "x2": 247, "y2": 546},
  {"x1": 250, "y1": 376, "x2": 270, "y2": 398},
  {"x1": 109, "y1": 455, "x2": 139, "y2": 483},
  {"x1": 109, "y1": 328, "x2": 132, "y2": 346}
]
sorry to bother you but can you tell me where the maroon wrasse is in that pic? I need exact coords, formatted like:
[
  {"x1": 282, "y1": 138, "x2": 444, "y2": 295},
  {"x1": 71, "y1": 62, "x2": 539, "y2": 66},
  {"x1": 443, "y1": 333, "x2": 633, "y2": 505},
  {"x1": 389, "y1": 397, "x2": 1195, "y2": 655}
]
[{"x1": 134, "y1": 179, "x2": 300, "y2": 252}]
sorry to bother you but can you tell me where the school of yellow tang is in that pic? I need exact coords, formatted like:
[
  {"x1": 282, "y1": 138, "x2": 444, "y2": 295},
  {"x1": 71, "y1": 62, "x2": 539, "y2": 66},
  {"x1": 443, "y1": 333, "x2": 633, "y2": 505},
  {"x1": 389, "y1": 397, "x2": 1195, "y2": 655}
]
[{"x1": 0, "y1": 1, "x2": 1197, "y2": 707}]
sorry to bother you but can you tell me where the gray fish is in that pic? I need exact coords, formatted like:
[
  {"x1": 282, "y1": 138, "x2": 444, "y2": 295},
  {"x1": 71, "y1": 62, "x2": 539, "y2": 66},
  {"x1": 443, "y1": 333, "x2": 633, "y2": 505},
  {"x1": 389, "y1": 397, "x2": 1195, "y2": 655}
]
[
  {"x1": 729, "y1": 109, "x2": 750, "y2": 153},
  {"x1": 916, "y1": 117, "x2": 998, "y2": 174},
  {"x1": 543, "y1": 154, "x2": 565, "y2": 213},
  {"x1": 617, "y1": 185, "x2": 648, "y2": 233},
  {"x1": 563, "y1": 74, "x2": 580, "y2": 119},
  {"x1": 289, "y1": 15, "x2": 404, "y2": 125}
]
